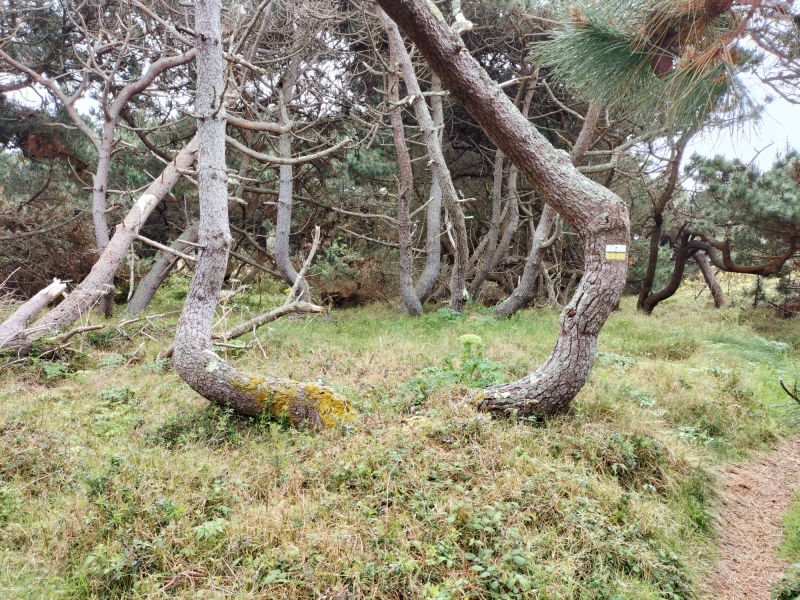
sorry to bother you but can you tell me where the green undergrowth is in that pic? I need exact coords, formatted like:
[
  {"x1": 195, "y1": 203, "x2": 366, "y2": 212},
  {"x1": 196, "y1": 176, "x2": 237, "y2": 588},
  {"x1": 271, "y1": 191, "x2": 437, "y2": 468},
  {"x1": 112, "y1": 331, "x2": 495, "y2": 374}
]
[
  {"x1": 775, "y1": 490, "x2": 800, "y2": 599},
  {"x1": 1, "y1": 285, "x2": 798, "y2": 599}
]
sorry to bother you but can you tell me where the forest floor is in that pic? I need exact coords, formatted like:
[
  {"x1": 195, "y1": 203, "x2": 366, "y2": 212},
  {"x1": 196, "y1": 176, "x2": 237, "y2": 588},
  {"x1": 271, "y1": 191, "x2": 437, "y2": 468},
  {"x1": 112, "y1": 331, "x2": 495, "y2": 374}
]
[
  {"x1": 1, "y1": 277, "x2": 800, "y2": 599},
  {"x1": 709, "y1": 437, "x2": 800, "y2": 600}
]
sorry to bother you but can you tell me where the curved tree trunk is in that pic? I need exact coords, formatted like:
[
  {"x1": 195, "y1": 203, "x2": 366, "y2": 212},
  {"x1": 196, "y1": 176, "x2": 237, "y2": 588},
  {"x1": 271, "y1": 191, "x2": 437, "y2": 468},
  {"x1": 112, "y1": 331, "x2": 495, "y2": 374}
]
[
  {"x1": 379, "y1": 9, "x2": 469, "y2": 313},
  {"x1": 387, "y1": 29, "x2": 423, "y2": 316},
  {"x1": 172, "y1": 0, "x2": 353, "y2": 429},
  {"x1": 0, "y1": 137, "x2": 198, "y2": 352},
  {"x1": 93, "y1": 130, "x2": 115, "y2": 317},
  {"x1": 377, "y1": 1, "x2": 629, "y2": 418},
  {"x1": 126, "y1": 150, "x2": 256, "y2": 317},
  {"x1": 469, "y1": 149, "x2": 504, "y2": 297},
  {"x1": 273, "y1": 57, "x2": 311, "y2": 302},
  {"x1": 494, "y1": 204, "x2": 557, "y2": 316},
  {"x1": 494, "y1": 102, "x2": 600, "y2": 317},
  {"x1": 414, "y1": 75, "x2": 444, "y2": 303},
  {"x1": 471, "y1": 83, "x2": 534, "y2": 299},
  {"x1": 637, "y1": 133, "x2": 691, "y2": 311},
  {"x1": 695, "y1": 251, "x2": 726, "y2": 308},
  {"x1": 125, "y1": 224, "x2": 199, "y2": 316},
  {"x1": 640, "y1": 230, "x2": 695, "y2": 315}
]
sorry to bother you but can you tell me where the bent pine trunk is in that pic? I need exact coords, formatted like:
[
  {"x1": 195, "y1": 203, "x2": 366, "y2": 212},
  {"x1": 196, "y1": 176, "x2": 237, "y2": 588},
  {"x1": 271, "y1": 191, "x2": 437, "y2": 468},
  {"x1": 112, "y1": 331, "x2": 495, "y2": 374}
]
[
  {"x1": 377, "y1": 1, "x2": 629, "y2": 418},
  {"x1": 0, "y1": 137, "x2": 198, "y2": 352},
  {"x1": 380, "y1": 9, "x2": 469, "y2": 312},
  {"x1": 414, "y1": 75, "x2": 444, "y2": 304},
  {"x1": 126, "y1": 225, "x2": 199, "y2": 316},
  {"x1": 387, "y1": 28, "x2": 423, "y2": 316},
  {"x1": 494, "y1": 102, "x2": 600, "y2": 317},
  {"x1": 172, "y1": 0, "x2": 354, "y2": 429},
  {"x1": 695, "y1": 251, "x2": 726, "y2": 308}
]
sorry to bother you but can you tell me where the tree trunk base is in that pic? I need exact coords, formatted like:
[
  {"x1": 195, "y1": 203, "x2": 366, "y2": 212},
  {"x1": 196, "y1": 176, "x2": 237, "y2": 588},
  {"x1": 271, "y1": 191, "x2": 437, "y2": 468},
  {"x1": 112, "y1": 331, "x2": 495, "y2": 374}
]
[{"x1": 175, "y1": 347, "x2": 355, "y2": 429}]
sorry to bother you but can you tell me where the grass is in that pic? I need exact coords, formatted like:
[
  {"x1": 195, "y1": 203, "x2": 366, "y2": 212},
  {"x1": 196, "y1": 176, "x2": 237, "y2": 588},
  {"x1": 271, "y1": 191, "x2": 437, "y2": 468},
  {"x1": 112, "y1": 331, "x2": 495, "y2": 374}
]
[
  {"x1": 776, "y1": 491, "x2": 800, "y2": 599},
  {"x1": 0, "y1": 278, "x2": 799, "y2": 599}
]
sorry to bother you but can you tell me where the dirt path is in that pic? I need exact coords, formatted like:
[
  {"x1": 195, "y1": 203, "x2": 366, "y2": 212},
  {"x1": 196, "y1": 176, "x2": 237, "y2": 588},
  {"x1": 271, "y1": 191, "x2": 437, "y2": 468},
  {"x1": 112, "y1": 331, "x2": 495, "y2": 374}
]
[{"x1": 708, "y1": 437, "x2": 800, "y2": 600}]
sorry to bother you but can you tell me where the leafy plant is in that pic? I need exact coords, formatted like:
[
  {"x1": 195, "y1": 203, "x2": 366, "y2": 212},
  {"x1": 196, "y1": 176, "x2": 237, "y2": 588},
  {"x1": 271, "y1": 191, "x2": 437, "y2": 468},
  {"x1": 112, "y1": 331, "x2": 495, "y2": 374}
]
[
  {"x1": 0, "y1": 483, "x2": 15, "y2": 525},
  {"x1": 42, "y1": 362, "x2": 69, "y2": 380},
  {"x1": 406, "y1": 334, "x2": 509, "y2": 403},
  {"x1": 312, "y1": 238, "x2": 361, "y2": 277},
  {"x1": 773, "y1": 563, "x2": 800, "y2": 600},
  {"x1": 193, "y1": 517, "x2": 228, "y2": 541}
]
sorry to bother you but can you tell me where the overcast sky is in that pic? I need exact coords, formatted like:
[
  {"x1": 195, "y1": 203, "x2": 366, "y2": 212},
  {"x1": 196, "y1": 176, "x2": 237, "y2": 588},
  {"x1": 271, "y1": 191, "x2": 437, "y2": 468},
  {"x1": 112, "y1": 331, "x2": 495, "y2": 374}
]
[{"x1": 685, "y1": 74, "x2": 798, "y2": 171}]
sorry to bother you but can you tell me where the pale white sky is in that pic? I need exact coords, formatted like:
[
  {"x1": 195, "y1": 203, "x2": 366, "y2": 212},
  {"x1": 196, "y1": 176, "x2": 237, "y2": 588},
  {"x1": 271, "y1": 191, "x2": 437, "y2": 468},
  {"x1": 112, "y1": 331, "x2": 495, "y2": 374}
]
[{"x1": 686, "y1": 75, "x2": 799, "y2": 170}]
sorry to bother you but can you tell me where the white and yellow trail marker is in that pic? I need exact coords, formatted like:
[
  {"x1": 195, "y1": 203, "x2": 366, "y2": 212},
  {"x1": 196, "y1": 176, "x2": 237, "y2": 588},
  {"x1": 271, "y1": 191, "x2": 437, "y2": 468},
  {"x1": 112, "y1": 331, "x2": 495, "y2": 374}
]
[{"x1": 605, "y1": 244, "x2": 627, "y2": 261}]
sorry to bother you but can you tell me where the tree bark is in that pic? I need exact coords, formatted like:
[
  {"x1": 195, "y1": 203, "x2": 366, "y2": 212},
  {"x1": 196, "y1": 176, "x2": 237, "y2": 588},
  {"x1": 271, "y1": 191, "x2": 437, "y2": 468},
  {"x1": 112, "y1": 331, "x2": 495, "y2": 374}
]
[
  {"x1": 126, "y1": 151, "x2": 256, "y2": 317},
  {"x1": 694, "y1": 250, "x2": 726, "y2": 308},
  {"x1": 376, "y1": 1, "x2": 629, "y2": 418},
  {"x1": 640, "y1": 230, "x2": 695, "y2": 315},
  {"x1": 494, "y1": 205, "x2": 557, "y2": 316},
  {"x1": 637, "y1": 132, "x2": 691, "y2": 311},
  {"x1": 387, "y1": 28, "x2": 423, "y2": 316},
  {"x1": 414, "y1": 75, "x2": 444, "y2": 304},
  {"x1": 172, "y1": 0, "x2": 353, "y2": 429},
  {"x1": 125, "y1": 225, "x2": 199, "y2": 316},
  {"x1": 93, "y1": 127, "x2": 115, "y2": 317},
  {"x1": 273, "y1": 57, "x2": 311, "y2": 302},
  {"x1": 379, "y1": 9, "x2": 469, "y2": 312},
  {"x1": 493, "y1": 102, "x2": 600, "y2": 317},
  {"x1": 0, "y1": 279, "x2": 66, "y2": 345},
  {"x1": 0, "y1": 137, "x2": 199, "y2": 352},
  {"x1": 469, "y1": 149, "x2": 505, "y2": 297}
]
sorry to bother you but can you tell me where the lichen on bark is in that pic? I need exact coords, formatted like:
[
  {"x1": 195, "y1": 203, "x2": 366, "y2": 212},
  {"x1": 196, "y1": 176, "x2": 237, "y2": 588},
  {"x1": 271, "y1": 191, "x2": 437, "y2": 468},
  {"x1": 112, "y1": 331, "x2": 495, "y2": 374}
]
[{"x1": 171, "y1": 0, "x2": 354, "y2": 430}]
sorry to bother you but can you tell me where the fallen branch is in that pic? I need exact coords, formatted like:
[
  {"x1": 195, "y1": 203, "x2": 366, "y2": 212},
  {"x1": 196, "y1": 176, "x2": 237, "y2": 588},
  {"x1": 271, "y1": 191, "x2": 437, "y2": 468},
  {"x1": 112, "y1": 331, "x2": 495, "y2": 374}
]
[
  {"x1": 53, "y1": 324, "x2": 105, "y2": 343},
  {"x1": 0, "y1": 279, "x2": 67, "y2": 344},
  {"x1": 780, "y1": 379, "x2": 800, "y2": 405},
  {"x1": 219, "y1": 300, "x2": 324, "y2": 342},
  {"x1": 136, "y1": 234, "x2": 198, "y2": 262}
]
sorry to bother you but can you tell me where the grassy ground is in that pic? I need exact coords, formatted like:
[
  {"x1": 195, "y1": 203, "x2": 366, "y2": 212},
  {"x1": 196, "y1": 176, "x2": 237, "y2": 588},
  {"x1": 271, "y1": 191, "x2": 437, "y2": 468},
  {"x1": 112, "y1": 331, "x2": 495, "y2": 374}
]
[
  {"x1": 1, "y1": 278, "x2": 799, "y2": 599},
  {"x1": 778, "y1": 491, "x2": 800, "y2": 599}
]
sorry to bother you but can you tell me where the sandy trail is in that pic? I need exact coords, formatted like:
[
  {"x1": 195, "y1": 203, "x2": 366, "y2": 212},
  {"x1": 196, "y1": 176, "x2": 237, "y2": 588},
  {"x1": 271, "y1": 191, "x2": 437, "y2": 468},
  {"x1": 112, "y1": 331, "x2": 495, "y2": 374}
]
[{"x1": 708, "y1": 437, "x2": 800, "y2": 600}]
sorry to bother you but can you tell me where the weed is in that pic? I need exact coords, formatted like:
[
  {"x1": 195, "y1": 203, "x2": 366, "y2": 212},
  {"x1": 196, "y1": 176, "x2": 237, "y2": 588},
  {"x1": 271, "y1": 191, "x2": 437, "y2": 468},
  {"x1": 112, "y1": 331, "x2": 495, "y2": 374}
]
[
  {"x1": 42, "y1": 361, "x2": 70, "y2": 380},
  {"x1": 405, "y1": 334, "x2": 509, "y2": 405},
  {"x1": 97, "y1": 385, "x2": 137, "y2": 405},
  {"x1": 97, "y1": 353, "x2": 126, "y2": 369},
  {"x1": 0, "y1": 483, "x2": 15, "y2": 525},
  {"x1": 0, "y1": 289, "x2": 797, "y2": 599},
  {"x1": 619, "y1": 383, "x2": 656, "y2": 407},
  {"x1": 597, "y1": 352, "x2": 638, "y2": 368},
  {"x1": 773, "y1": 563, "x2": 800, "y2": 600},
  {"x1": 145, "y1": 404, "x2": 270, "y2": 448},
  {"x1": 427, "y1": 307, "x2": 464, "y2": 323},
  {"x1": 192, "y1": 517, "x2": 228, "y2": 540}
]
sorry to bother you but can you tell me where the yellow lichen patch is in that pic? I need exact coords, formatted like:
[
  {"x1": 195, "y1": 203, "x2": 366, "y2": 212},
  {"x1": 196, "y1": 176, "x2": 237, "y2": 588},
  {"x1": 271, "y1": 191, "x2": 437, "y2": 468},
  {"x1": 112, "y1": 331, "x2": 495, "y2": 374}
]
[
  {"x1": 300, "y1": 383, "x2": 356, "y2": 428},
  {"x1": 230, "y1": 372, "x2": 271, "y2": 409},
  {"x1": 264, "y1": 382, "x2": 301, "y2": 419},
  {"x1": 228, "y1": 370, "x2": 355, "y2": 428}
]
